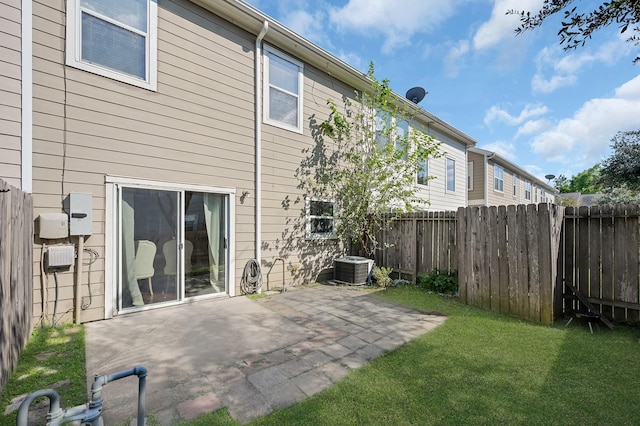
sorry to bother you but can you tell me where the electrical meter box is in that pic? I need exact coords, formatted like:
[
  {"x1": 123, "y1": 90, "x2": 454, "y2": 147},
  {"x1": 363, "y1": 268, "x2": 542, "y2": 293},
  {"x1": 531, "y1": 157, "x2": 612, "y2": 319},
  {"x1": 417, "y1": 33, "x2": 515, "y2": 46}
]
[
  {"x1": 39, "y1": 213, "x2": 69, "y2": 239},
  {"x1": 64, "y1": 192, "x2": 93, "y2": 236}
]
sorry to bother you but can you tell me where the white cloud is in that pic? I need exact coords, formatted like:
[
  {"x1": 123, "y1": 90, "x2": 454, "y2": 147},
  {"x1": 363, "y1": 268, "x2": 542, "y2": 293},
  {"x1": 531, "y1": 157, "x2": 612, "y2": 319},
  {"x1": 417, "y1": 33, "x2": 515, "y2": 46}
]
[
  {"x1": 532, "y1": 40, "x2": 631, "y2": 94},
  {"x1": 281, "y1": 9, "x2": 329, "y2": 47},
  {"x1": 484, "y1": 103, "x2": 549, "y2": 126},
  {"x1": 328, "y1": 0, "x2": 460, "y2": 54},
  {"x1": 473, "y1": 0, "x2": 543, "y2": 50},
  {"x1": 531, "y1": 75, "x2": 640, "y2": 164},
  {"x1": 531, "y1": 73, "x2": 577, "y2": 94},
  {"x1": 478, "y1": 141, "x2": 517, "y2": 161},
  {"x1": 515, "y1": 119, "x2": 551, "y2": 138},
  {"x1": 444, "y1": 40, "x2": 469, "y2": 77}
]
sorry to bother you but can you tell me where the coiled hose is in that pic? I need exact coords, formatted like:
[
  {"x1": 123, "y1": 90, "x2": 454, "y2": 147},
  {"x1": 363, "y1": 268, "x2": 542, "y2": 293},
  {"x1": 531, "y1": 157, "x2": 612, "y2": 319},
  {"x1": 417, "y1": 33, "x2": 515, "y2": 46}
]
[{"x1": 241, "y1": 259, "x2": 262, "y2": 294}]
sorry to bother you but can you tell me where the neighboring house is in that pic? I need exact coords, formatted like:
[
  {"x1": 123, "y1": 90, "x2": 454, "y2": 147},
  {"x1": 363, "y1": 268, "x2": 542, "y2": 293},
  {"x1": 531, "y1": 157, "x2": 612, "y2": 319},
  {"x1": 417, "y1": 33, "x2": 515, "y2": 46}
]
[
  {"x1": 467, "y1": 147, "x2": 557, "y2": 207},
  {"x1": 0, "y1": 0, "x2": 32, "y2": 191},
  {"x1": 556, "y1": 192, "x2": 603, "y2": 206},
  {"x1": 6, "y1": 0, "x2": 475, "y2": 324}
]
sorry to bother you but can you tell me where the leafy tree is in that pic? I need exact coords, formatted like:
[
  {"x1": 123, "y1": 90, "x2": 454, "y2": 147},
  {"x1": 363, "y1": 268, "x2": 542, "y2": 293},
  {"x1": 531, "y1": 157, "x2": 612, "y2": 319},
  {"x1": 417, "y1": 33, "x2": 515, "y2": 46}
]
[
  {"x1": 509, "y1": 1, "x2": 640, "y2": 63},
  {"x1": 553, "y1": 164, "x2": 603, "y2": 194},
  {"x1": 301, "y1": 63, "x2": 441, "y2": 256},
  {"x1": 599, "y1": 130, "x2": 640, "y2": 191},
  {"x1": 596, "y1": 184, "x2": 640, "y2": 205}
]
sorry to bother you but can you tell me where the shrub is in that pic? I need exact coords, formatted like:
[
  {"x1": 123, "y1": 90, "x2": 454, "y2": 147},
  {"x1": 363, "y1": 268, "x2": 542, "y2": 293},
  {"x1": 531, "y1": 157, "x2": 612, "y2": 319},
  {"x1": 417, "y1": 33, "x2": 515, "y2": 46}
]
[
  {"x1": 372, "y1": 266, "x2": 393, "y2": 288},
  {"x1": 416, "y1": 269, "x2": 458, "y2": 295}
]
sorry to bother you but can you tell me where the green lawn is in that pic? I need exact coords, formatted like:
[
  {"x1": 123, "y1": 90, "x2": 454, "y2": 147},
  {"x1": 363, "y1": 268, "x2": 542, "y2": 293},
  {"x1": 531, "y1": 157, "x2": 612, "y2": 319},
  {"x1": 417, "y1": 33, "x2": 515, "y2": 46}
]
[{"x1": 2, "y1": 287, "x2": 639, "y2": 425}]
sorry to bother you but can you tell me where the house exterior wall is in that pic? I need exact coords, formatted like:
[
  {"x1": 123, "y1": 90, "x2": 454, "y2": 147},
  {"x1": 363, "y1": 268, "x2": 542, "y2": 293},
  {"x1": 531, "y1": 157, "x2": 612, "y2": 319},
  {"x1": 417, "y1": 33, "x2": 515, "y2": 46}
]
[
  {"x1": 467, "y1": 150, "x2": 556, "y2": 207},
  {"x1": 28, "y1": 0, "x2": 475, "y2": 323},
  {"x1": 467, "y1": 151, "x2": 485, "y2": 205},
  {"x1": 414, "y1": 128, "x2": 468, "y2": 210},
  {"x1": 31, "y1": 0, "x2": 266, "y2": 322},
  {"x1": 0, "y1": 0, "x2": 22, "y2": 188}
]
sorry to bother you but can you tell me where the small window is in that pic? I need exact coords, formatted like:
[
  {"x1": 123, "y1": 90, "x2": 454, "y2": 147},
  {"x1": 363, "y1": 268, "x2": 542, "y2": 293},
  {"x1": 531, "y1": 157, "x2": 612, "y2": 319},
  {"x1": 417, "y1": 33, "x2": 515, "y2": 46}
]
[
  {"x1": 306, "y1": 199, "x2": 336, "y2": 239},
  {"x1": 446, "y1": 158, "x2": 456, "y2": 192},
  {"x1": 494, "y1": 164, "x2": 504, "y2": 192},
  {"x1": 534, "y1": 186, "x2": 538, "y2": 202},
  {"x1": 513, "y1": 173, "x2": 518, "y2": 197},
  {"x1": 264, "y1": 46, "x2": 304, "y2": 132},
  {"x1": 525, "y1": 180, "x2": 531, "y2": 200},
  {"x1": 66, "y1": 0, "x2": 157, "y2": 90},
  {"x1": 541, "y1": 189, "x2": 547, "y2": 203},
  {"x1": 395, "y1": 119, "x2": 409, "y2": 157},
  {"x1": 417, "y1": 159, "x2": 429, "y2": 186},
  {"x1": 467, "y1": 162, "x2": 474, "y2": 191}
]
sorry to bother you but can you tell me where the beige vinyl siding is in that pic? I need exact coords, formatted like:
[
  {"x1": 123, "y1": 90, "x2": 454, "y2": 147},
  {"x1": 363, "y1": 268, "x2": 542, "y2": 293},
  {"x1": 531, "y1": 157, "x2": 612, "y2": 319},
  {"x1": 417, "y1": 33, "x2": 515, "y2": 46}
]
[
  {"x1": 466, "y1": 151, "x2": 485, "y2": 204},
  {"x1": 31, "y1": 0, "x2": 261, "y2": 321},
  {"x1": 260, "y1": 60, "x2": 352, "y2": 283},
  {"x1": 0, "y1": 0, "x2": 22, "y2": 187},
  {"x1": 412, "y1": 127, "x2": 468, "y2": 210}
]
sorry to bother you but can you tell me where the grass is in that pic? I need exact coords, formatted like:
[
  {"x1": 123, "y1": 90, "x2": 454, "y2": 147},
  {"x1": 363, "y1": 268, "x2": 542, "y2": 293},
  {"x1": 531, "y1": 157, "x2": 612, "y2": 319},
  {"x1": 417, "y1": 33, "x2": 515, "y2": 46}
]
[
  {"x1": 2, "y1": 288, "x2": 639, "y2": 425},
  {"x1": 238, "y1": 287, "x2": 640, "y2": 426},
  {"x1": 0, "y1": 325, "x2": 86, "y2": 425}
]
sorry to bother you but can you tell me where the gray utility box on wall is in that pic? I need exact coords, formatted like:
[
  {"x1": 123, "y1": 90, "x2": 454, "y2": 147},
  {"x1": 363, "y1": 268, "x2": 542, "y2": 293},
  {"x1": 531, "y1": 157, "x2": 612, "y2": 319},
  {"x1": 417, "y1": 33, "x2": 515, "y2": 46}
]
[
  {"x1": 64, "y1": 192, "x2": 93, "y2": 236},
  {"x1": 333, "y1": 256, "x2": 374, "y2": 285}
]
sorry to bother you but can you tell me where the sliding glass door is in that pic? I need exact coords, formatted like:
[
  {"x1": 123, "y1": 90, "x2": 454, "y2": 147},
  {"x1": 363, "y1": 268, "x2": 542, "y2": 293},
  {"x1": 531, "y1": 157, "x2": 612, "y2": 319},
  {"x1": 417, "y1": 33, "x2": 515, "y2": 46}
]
[{"x1": 117, "y1": 185, "x2": 228, "y2": 311}]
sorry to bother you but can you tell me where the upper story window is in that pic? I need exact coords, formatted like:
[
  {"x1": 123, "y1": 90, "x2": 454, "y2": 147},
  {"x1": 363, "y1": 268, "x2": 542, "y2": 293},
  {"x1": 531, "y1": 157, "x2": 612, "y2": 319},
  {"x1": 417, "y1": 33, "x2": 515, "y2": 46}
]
[
  {"x1": 306, "y1": 198, "x2": 337, "y2": 240},
  {"x1": 513, "y1": 173, "x2": 518, "y2": 197},
  {"x1": 467, "y1": 162, "x2": 474, "y2": 191},
  {"x1": 494, "y1": 164, "x2": 504, "y2": 192},
  {"x1": 525, "y1": 180, "x2": 532, "y2": 200},
  {"x1": 417, "y1": 159, "x2": 429, "y2": 186},
  {"x1": 66, "y1": 0, "x2": 158, "y2": 90},
  {"x1": 264, "y1": 46, "x2": 304, "y2": 133},
  {"x1": 446, "y1": 158, "x2": 456, "y2": 192}
]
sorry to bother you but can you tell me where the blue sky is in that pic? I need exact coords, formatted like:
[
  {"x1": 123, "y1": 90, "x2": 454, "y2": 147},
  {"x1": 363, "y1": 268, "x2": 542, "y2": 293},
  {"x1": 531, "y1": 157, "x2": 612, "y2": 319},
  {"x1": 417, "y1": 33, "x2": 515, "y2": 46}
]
[{"x1": 245, "y1": 0, "x2": 640, "y2": 182}]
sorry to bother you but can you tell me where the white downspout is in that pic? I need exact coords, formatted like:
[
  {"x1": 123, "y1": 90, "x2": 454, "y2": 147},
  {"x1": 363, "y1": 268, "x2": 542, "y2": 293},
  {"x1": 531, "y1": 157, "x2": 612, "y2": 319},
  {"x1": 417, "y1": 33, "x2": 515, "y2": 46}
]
[
  {"x1": 255, "y1": 21, "x2": 268, "y2": 266},
  {"x1": 483, "y1": 153, "x2": 495, "y2": 207},
  {"x1": 22, "y1": 0, "x2": 33, "y2": 193}
]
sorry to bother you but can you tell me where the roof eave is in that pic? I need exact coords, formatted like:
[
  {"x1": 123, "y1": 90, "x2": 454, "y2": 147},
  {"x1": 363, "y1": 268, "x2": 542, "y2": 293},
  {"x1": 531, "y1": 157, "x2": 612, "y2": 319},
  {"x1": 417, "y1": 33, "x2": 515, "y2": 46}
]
[{"x1": 190, "y1": 0, "x2": 477, "y2": 147}]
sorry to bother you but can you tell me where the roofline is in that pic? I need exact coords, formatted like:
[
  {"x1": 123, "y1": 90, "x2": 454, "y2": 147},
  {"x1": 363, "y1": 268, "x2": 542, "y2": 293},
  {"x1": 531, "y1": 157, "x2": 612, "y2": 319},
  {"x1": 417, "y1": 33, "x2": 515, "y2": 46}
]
[
  {"x1": 468, "y1": 147, "x2": 558, "y2": 193},
  {"x1": 190, "y1": 0, "x2": 477, "y2": 147}
]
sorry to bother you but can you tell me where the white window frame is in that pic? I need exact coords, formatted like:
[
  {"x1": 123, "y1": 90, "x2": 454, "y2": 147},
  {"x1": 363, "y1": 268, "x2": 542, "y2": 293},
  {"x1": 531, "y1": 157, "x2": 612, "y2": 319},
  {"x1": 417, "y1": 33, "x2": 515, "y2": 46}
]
[
  {"x1": 263, "y1": 45, "x2": 304, "y2": 133},
  {"x1": 306, "y1": 198, "x2": 337, "y2": 240},
  {"x1": 512, "y1": 173, "x2": 518, "y2": 197},
  {"x1": 467, "y1": 161, "x2": 473, "y2": 191},
  {"x1": 65, "y1": 0, "x2": 158, "y2": 91},
  {"x1": 525, "y1": 180, "x2": 531, "y2": 200},
  {"x1": 494, "y1": 164, "x2": 504, "y2": 192},
  {"x1": 446, "y1": 157, "x2": 456, "y2": 193}
]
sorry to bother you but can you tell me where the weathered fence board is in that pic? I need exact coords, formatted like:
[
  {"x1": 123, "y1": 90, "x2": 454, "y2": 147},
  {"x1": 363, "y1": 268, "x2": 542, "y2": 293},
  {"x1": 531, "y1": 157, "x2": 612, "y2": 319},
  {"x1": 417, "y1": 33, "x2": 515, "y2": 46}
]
[
  {"x1": 376, "y1": 202, "x2": 639, "y2": 326},
  {"x1": 0, "y1": 179, "x2": 34, "y2": 397},
  {"x1": 562, "y1": 205, "x2": 640, "y2": 323}
]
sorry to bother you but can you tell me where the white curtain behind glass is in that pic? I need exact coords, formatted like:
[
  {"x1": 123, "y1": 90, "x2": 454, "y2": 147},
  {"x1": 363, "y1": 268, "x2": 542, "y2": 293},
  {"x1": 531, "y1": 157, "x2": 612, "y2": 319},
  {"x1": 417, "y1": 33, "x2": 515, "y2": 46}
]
[{"x1": 203, "y1": 194, "x2": 222, "y2": 292}]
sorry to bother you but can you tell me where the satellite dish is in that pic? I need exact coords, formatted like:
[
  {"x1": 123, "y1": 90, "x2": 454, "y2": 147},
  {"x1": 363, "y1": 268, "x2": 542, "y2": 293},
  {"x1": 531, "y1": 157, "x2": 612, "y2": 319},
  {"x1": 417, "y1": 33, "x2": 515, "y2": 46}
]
[
  {"x1": 406, "y1": 87, "x2": 427, "y2": 104},
  {"x1": 545, "y1": 174, "x2": 556, "y2": 181}
]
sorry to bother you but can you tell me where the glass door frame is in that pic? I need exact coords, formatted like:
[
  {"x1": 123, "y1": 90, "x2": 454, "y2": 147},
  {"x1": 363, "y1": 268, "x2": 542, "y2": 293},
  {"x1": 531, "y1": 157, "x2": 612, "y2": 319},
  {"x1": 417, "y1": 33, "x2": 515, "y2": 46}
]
[{"x1": 105, "y1": 176, "x2": 236, "y2": 318}]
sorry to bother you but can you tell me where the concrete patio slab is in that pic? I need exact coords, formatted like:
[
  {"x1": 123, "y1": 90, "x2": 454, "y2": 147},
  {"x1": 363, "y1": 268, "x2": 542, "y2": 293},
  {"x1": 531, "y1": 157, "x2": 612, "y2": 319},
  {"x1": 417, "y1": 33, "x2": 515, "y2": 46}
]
[{"x1": 84, "y1": 285, "x2": 446, "y2": 425}]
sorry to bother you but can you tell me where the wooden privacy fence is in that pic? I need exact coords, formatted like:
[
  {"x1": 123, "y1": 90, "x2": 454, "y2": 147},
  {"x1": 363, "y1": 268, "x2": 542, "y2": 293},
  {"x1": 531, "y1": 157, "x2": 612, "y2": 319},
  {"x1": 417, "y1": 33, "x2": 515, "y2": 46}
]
[
  {"x1": 0, "y1": 179, "x2": 34, "y2": 396},
  {"x1": 378, "y1": 203, "x2": 640, "y2": 326},
  {"x1": 374, "y1": 211, "x2": 458, "y2": 279},
  {"x1": 377, "y1": 204, "x2": 564, "y2": 325},
  {"x1": 457, "y1": 204, "x2": 563, "y2": 325},
  {"x1": 561, "y1": 205, "x2": 640, "y2": 323}
]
